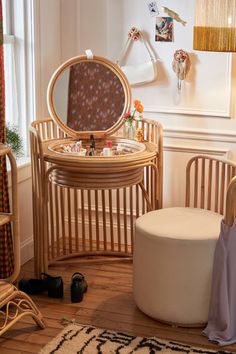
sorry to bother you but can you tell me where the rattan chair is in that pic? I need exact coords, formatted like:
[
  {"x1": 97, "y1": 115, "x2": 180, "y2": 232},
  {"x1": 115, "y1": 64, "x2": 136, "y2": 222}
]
[
  {"x1": 0, "y1": 144, "x2": 45, "y2": 336},
  {"x1": 134, "y1": 155, "x2": 236, "y2": 326}
]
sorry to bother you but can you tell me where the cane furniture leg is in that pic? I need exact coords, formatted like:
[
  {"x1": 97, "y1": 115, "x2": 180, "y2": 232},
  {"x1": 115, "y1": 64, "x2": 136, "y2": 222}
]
[{"x1": 30, "y1": 118, "x2": 163, "y2": 276}]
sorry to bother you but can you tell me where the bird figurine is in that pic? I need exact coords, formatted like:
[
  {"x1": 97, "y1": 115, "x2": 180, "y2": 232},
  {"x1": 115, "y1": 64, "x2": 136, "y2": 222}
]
[{"x1": 162, "y1": 7, "x2": 187, "y2": 26}]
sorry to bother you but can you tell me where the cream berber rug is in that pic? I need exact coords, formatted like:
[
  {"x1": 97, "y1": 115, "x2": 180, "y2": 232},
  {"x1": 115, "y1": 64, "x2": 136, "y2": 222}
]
[{"x1": 39, "y1": 323, "x2": 234, "y2": 354}]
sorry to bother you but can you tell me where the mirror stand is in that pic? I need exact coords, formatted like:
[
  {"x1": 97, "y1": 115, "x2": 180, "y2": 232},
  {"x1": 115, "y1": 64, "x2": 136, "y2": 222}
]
[{"x1": 30, "y1": 55, "x2": 163, "y2": 277}]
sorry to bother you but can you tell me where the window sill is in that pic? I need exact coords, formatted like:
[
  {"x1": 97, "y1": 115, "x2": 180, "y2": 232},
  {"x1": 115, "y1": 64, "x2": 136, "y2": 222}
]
[{"x1": 16, "y1": 155, "x2": 31, "y2": 169}]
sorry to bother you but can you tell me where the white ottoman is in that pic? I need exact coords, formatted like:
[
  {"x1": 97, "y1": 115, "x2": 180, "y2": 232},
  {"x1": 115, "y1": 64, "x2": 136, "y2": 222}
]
[{"x1": 133, "y1": 207, "x2": 222, "y2": 326}]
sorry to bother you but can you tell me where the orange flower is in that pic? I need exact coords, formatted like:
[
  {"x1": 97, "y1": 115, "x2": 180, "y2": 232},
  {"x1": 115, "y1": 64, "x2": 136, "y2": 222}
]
[
  {"x1": 136, "y1": 103, "x2": 144, "y2": 114},
  {"x1": 123, "y1": 100, "x2": 143, "y2": 125},
  {"x1": 134, "y1": 99, "x2": 141, "y2": 108}
]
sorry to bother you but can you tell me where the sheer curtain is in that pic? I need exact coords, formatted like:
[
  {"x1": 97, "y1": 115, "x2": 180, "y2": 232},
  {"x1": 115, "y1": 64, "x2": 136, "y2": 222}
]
[{"x1": 0, "y1": 0, "x2": 14, "y2": 278}]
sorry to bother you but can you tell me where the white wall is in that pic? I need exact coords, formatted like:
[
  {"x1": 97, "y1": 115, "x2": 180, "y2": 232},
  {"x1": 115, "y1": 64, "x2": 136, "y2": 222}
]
[
  {"x1": 17, "y1": 164, "x2": 34, "y2": 264},
  {"x1": 34, "y1": 0, "x2": 78, "y2": 120},
  {"x1": 35, "y1": 0, "x2": 236, "y2": 210}
]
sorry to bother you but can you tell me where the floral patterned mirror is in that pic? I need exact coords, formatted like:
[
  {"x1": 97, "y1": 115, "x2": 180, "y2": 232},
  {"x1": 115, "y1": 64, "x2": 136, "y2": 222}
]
[{"x1": 47, "y1": 55, "x2": 131, "y2": 138}]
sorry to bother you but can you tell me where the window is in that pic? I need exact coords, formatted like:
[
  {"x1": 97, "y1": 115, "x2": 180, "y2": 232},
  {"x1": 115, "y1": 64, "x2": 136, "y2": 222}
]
[
  {"x1": 3, "y1": 1, "x2": 19, "y2": 128},
  {"x1": 2, "y1": 0, "x2": 35, "y2": 156}
]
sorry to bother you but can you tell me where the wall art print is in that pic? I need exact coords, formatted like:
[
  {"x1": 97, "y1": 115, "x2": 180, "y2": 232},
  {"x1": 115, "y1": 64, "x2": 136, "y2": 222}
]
[
  {"x1": 147, "y1": 0, "x2": 159, "y2": 17},
  {"x1": 155, "y1": 17, "x2": 174, "y2": 42}
]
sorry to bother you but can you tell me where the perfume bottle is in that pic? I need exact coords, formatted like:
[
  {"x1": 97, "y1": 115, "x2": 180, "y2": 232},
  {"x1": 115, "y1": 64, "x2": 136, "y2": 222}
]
[
  {"x1": 102, "y1": 140, "x2": 113, "y2": 156},
  {"x1": 89, "y1": 134, "x2": 96, "y2": 156},
  {"x1": 90, "y1": 134, "x2": 95, "y2": 149}
]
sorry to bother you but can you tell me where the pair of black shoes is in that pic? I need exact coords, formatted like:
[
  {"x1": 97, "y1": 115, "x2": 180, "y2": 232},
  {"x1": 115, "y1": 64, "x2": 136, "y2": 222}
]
[
  {"x1": 18, "y1": 272, "x2": 87, "y2": 303},
  {"x1": 18, "y1": 272, "x2": 64, "y2": 298}
]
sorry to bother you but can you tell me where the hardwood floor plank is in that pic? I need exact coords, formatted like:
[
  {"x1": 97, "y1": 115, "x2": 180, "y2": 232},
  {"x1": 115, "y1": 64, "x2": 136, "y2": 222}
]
[
  {"x1": 0, "y1": 338, "x2": 42, "y2": 353},
  {"x1": 0, "y1": 347, "x2": 31, "y2": 354},
  {"x1": 0, "y1": 258, "x2": 235, "y2": 353}
]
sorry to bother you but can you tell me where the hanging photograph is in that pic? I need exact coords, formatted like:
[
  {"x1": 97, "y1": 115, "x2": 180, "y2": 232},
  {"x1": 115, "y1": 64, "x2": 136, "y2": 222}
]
[
  {"x1": 147, "y1": 1, "x2": 159, "y2": 17},
  {"x1": 155, "y1": 17, "x2": 174, "y2": 42}
]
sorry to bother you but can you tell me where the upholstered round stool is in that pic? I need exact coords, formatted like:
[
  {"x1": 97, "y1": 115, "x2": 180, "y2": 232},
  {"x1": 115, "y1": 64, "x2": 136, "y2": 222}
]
[{"x1": 133, "y1": 207, "x2": 222, "y2": 326}]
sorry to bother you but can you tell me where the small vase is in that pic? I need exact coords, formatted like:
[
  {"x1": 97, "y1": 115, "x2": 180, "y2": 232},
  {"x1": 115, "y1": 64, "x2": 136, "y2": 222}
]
[{"x1": 123, "y1": 121, "x2": 136, "y2": 140}]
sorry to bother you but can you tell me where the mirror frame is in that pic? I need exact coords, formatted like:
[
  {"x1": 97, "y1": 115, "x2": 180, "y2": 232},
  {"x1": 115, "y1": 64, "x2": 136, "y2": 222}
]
[{"x1": 47, "y1": 55, "x2": 132, "y2": 138}]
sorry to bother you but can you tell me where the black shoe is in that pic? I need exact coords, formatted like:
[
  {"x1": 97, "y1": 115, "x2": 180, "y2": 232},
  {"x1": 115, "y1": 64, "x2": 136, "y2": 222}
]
[
  {"x1": 70, "y1": 272, "x2": 87, "y2": 303},
  {"x1": 18, "y1": 278, "x2": 47, "y2": 295},
  {"x1": 18, "y1": 273, "x2": 64, "y2": 298},
  {"x1": 41, "y1": 273, "x2": 64, "y2": 298}
]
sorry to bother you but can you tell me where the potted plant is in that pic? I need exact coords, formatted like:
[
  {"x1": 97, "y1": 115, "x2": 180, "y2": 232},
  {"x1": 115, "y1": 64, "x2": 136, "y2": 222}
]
[{"x1": 6, "y1": 124, "x2": 24, "y2": 158}]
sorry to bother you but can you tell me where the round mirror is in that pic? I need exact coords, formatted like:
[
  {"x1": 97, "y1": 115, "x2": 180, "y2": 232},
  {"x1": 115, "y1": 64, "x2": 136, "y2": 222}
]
[{"x1": 47, "y1": 55, "x2": 131, "y2": 138}]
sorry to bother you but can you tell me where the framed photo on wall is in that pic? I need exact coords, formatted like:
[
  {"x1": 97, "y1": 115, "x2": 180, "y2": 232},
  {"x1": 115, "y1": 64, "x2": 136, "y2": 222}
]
[{"x1": 155, "y1": 17, "x2": 174, "y2": 42}]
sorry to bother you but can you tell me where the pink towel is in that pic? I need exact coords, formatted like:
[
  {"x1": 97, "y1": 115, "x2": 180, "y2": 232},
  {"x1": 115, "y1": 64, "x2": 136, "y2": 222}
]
[{"x1": 203, "y1": 219, "x2": 236, "y2": 345}]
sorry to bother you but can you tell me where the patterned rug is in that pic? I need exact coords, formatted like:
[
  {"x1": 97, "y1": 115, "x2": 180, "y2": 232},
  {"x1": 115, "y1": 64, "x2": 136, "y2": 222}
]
[{"x1": 39, "y1": 323, "x2": 235, "y2": 354}]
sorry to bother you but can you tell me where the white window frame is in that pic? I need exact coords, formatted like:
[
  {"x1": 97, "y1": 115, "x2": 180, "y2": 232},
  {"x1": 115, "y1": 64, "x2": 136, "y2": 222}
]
[{"x1": 2, "y1": 0, "x2": 36, "y2": 156}]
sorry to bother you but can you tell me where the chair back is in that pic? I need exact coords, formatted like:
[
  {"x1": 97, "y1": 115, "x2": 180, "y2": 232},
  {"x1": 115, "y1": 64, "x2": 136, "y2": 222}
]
[{"x1": 185, "y1": 155, "x2": 236, "y2": 217}]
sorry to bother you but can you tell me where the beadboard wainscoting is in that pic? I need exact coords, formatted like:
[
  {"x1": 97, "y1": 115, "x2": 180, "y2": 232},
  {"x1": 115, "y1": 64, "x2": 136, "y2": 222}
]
[{"x1": 8, "y1": 159, "x2": 34, "y2": 264}]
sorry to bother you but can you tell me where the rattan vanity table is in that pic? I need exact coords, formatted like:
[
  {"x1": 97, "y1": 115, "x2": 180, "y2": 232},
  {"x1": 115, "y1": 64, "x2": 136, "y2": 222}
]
[{"x1": 30, "y1": 54, "x2": 163, "y2": 277}]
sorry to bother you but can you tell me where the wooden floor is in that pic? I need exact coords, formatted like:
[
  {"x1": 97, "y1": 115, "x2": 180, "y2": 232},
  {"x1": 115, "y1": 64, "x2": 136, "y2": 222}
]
[{"x1": 0, "y1": 257, "x2": 236, "y2": 353}]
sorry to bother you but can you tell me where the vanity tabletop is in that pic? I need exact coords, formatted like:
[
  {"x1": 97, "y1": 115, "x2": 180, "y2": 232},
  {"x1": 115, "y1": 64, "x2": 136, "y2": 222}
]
[{"x1": 41, "y1": 136, "x2": 158, "y2": 171}]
